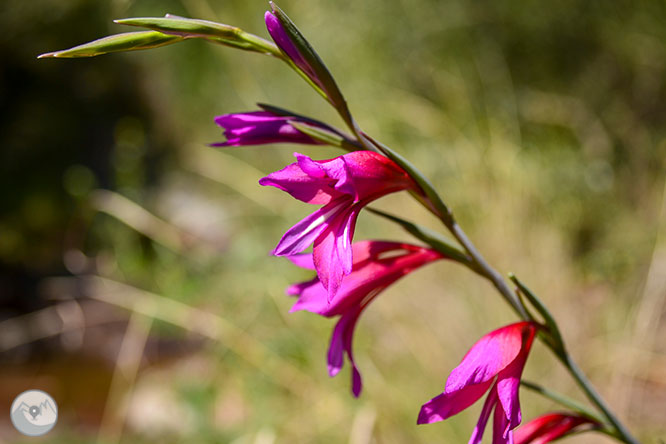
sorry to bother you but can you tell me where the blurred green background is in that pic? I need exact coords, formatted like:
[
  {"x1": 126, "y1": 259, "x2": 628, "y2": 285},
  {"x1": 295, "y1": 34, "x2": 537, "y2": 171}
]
[{"x1": 1, "y1": 0, "x2": 665, "y2": 442}]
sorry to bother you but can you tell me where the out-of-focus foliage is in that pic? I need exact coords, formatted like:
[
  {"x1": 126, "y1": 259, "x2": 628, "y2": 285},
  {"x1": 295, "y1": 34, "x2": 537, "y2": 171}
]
[{"x1": 1, "y1": 0, "x2": 665, "y2": 443}]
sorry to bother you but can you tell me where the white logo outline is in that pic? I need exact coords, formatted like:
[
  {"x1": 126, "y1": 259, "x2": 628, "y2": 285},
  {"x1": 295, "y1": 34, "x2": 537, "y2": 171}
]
[{"x1": 10, "y1": 389, "x2": 58, "y2": 436}]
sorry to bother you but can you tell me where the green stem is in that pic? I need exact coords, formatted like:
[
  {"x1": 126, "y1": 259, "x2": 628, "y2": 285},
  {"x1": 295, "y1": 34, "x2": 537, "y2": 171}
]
[
  {"x1": 354, "y1": 132, "x2": 639, "y2": 442},
  {"x1": 447, "y1": 221, "x2": 529, "y2": 320},
  {"x1": 520, "y1": 380, "x2": 607, "y2": 425},
  {"x1": 311, "y1": 64, "x2": 639, "y2": 444},
  {"x1": 557, "y1": 353, "x2": 640, "y2": 444}
]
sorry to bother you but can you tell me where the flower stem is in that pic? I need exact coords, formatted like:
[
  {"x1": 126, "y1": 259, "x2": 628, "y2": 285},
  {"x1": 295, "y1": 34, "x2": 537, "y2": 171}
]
[
  {"x1": 520, "y1": 380, "x2": 607, "y2": 425},
  {"x1": 448, "y1": 219, "x2": 640, "y2": 443},
  {"x1": 557, "y1": 353, "x2": 640, "y2": 444},
  {"x1": 446, "y1": 221, "x2": 530, "y2": 320},
  {"x1": 326, "y1": 95, "x2": 639, "y2": 444}
]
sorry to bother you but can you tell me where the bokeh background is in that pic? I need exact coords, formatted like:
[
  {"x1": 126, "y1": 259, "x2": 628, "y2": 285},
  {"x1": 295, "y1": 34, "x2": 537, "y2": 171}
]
[{"x1": 1, "y1": 0, "x2": 665, "y2": 442}]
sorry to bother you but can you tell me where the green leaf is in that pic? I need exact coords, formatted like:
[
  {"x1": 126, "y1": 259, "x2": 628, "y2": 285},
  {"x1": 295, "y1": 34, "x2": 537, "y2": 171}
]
[
  {"x1": 367, "y1": 207, "x2": 474, "y2": 267},
  {"x1": 115, "y1": 16, "x2": 281, "y2": 56},
  {"x1": 38, "y1": 31, "x2": 183, "y2": 58},
  {"x1": 269, "y1": 2, "x2": 353, "y2": 126}
]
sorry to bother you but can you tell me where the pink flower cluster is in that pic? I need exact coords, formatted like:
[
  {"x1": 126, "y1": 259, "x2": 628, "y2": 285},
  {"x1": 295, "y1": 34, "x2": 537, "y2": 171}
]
[{"x1": 209, "y1": 5, "x2": 597, "y2": 443}]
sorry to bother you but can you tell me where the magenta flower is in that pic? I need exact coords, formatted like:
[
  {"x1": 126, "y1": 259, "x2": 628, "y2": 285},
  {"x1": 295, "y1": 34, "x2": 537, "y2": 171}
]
[
  {"x1": 418, "y1": 321, "x2": 539, "y2": 444},
  {"x1": 211, "y1": 111, "x2": 342, "y2": 147},
  {"x1": 287, "y1": 240, "x2": 444, "y2": 396},
  {"x1": 515, "y1": 412, "x2": 599, "y2": 444},
  {"x1": 260, "y1": 151, "x2": 417, "y2": 299}
]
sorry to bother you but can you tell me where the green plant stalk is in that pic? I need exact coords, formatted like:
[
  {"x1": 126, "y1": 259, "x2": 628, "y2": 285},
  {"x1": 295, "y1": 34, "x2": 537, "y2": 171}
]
[
  {"x1": 395, "y1": 167, "x2": 639, "y2": 442},
  {"x1": 521, "y1": 380, "x2": 621, "y2": 440},
  {"x1": 395, "y1": 168, "x2": 639, "y2": 443},
  {"x1": 418, "y1": 186, "x2": 638, "y2": 443},
  {"x1": 341, "y1": 114, "x2": 639, "y2": 443},
  {"x1": 556, "y1": 352, "x2": 639, "y2": 443},
  {"x1": 40, "y1": 12, "x2": 640, "y2": 441},
  {"x1": 520, "y1": 380, "x2": 607, "y2": 425}
]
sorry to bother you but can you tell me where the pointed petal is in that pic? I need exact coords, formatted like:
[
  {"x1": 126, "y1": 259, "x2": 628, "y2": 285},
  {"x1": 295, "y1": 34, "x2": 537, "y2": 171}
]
[
  {"x1": 417, "y1": 379, "x2": 494, "y2": 424},
  {"x1": 289, "y1": 279, "x2": 330, "y2": 314},
  {"x1": 496, "y1": 325, "x2": 537, "y2": 433},
  {"x1": 286, "y1": 253, "x2": 315, "y2": 270},
  {"x1": 496, "y1": 358, "x2": 525, "y2": 434},
  {"x1": 327, "y1": 306, "x2": 364, "y2": 396},
  {"x1": 445, "y1": 322, "x2": 534, "y2": 393},
  {"x1": 272, "y1": 200, "x2": 347, "y2": 256},
  {"x1": 259, "y1": 154, "x2": 343, "y2": 205},
  {"x1": 351, "y1": 362, "x2": 362, "y2": 398},
  {"x1": 468, "y1": 385, "x2": 499, "y2": 444},
  {"x1": 493, "y1": 401, "x2": 515, "y2": 444},
  {"x1": 286, "y1": 276, "x2": 321, "y2": 300},
  {"x1": 312, "y1": 205, "x2": 358, "y2": 300},
  {"x1": 296, "y1": 152, "x2": 328, "y2": 178}
]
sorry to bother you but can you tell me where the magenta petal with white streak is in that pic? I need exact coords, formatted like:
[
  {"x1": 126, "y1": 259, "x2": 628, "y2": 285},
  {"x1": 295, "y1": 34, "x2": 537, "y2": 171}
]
[{"x1": 261, "y1": 151, "x2": 416, "y2": 300}]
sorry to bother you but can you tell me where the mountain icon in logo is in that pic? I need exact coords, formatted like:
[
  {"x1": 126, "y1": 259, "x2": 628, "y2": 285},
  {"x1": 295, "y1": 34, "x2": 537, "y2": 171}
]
[{"x1": 10, "y1": 390, "x2": 58, "y2": 436}]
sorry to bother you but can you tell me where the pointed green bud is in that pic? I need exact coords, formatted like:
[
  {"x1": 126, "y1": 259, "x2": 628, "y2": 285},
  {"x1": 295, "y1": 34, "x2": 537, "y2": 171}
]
[
  {"x1": 114, "y1": 16, "x2": 281, "y2": 56},
  {"x1": 38, "y1": 31, "x2": 183, "y2": 58}
]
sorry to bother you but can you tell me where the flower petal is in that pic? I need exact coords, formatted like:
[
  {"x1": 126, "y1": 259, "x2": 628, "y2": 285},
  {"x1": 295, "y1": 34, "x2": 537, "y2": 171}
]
[
  {"x1": 493, "y1": 401, "x2": 515, "y2": 444},
  {"x1": 496, "y1": 325, "x2": 537, "y2": 433},
  {"x1": 327, "y1": 306, "x2": 364, "y2": 397},
  {"x1": 445, "y1": 322, "x2": 534, "y2": 394},
  {"x1": 271, "y1": 199, "x2": 348, "y2": 256},
  {"x1": 514, "y1": 413, "x2": 595, "y2": 444},
  {"x1": 259, "y1": 157, "x2": 342, "y2": 205},
  {"x1": 312, "y1": 204, "x2": 358, "y2": 300},
  {"x1": 417, "y1": 379, "x2": 494, "y2": 424},
  {"x1": 264, "y1": 10, "x2": 318, "y2": 82},
  {"x1": 288, "y1": 279, "x2": 329, "y2": 314},
  {"x1": 317, "y1": 151, "x2": 414, "y2": 202},
  {"x1": 468, "y1": 385, "x2": 499, "y2": 444},
  {"x1": 285, "y1": 253, "x2": 316, "y2": 270},
  {"x1": 212, "y1": 112, "x2": 321, "y2": 147}
]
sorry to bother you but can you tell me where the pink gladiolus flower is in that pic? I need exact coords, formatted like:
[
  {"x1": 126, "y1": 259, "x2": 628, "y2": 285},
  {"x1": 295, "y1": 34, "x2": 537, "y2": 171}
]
[
  {"x1": 260, "y1": 151, "x2": 417, "y2": 299},
  {"x1": 212, "y1": 111, "x2": 342, "y2": 147},
  {"x1": 514, "y1": 412, "x2": 599, "y2": 444},
  {"x1": 418, "y1": 321, "x2": 539, "y2": 444},
  {"x1": 287, "y1": 240, "x2": 444, "y2": 396}
]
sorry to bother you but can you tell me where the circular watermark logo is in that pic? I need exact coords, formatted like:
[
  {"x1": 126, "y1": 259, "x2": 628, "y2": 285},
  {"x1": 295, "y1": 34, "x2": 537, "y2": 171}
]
[{"x1": 10, "y1": 390, "x2": 58, "y2": 436}]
